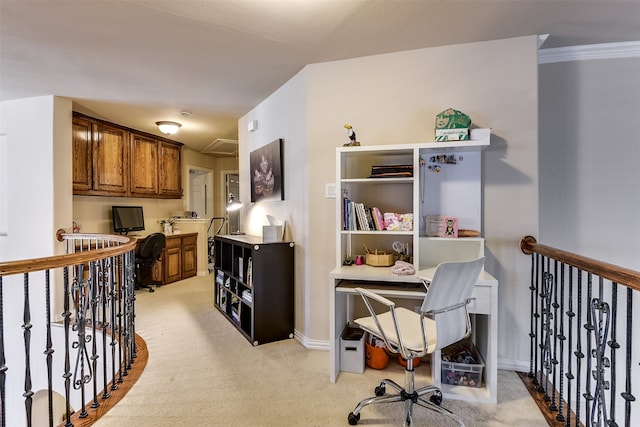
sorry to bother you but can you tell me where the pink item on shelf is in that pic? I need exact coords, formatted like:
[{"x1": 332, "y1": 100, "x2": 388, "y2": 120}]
[
  {"x1": 383, "y1": 213, "x2": 413, "y2": 231},
  {"x1": 391, "y1": 261, "x2": 415, "y2": 275}
]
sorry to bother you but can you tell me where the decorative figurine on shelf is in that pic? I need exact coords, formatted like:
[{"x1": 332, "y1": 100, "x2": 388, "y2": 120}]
[{"x1": 343, "y1": 124, "x2": 360, "y2": 146}]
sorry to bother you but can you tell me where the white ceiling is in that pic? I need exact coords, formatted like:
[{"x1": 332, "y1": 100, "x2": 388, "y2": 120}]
[{"x1": 2, "y1": 0, "x2": 640, "y2": 153}]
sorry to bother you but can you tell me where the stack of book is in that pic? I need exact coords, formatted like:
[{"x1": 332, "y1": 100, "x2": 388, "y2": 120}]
[
  {"x1": 242, "y1": 289, "x2": 252, "y2": 303},
  {"x1": 369, "y1": 164, "x2": 413, "y2": 178},
  {"x1": 343, "y1": 199, "x2": 386, "y2": 231}
]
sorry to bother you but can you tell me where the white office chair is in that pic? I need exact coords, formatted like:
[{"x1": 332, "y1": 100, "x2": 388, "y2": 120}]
[{"x1": 347, "y1": 257, "x2": 485, "y2": 427}]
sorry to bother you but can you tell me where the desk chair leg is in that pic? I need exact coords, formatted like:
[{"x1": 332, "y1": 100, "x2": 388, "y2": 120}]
[
  {"x1": 348, "y1": 366, "x2": 465, "y2": 427},
  {"x1": 136, "y1": 283, "x2": 155, "y2": 293},
  {"x1": 134, "y1": 267, "x2": 155, "y2": 293}
]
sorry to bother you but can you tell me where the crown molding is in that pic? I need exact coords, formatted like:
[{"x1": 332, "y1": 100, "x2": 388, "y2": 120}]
[{"x1": 539, "y1": 41, "x2": 640, "y2": 64}]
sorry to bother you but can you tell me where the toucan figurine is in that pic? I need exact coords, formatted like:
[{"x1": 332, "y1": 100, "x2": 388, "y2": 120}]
[{"x1": 344, "y1": 124, "x2": 360, "y2": 146}]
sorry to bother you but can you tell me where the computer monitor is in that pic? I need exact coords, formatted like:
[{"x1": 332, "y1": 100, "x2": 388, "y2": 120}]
[{"x1": 112, "y1": 206, "x2": 145, "y2": 234}]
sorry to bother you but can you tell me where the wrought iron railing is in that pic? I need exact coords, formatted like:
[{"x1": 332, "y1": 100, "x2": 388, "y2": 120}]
[
  {"x1": 0, "y1": 231, "x2": 141, "y2": 427},
  {"x1": 520, "y1": 236, "x2": 639, "y2": 427}
]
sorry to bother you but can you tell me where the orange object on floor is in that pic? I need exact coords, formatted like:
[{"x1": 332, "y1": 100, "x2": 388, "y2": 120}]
[
  {"x1": 398, "y1": 354, "x2": 421, "y2": 368},
  {"x1": 365, "y1": 342, "x2": 389, "y2": 369}
]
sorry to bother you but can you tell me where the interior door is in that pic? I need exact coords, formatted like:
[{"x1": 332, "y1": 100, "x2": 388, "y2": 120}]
[{"x1": 189, "y1": 170, "x2": 207, "y2": 216}]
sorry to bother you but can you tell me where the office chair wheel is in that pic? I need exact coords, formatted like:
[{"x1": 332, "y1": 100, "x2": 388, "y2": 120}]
[
  {"x1": 429, "y1": 391, "x2": 443, "y2": 406},
  {"x1": 347, "y1": 412, "x2": 360, "y2": 425},
  {"x1": 375, "y1": 384, "x2": 386, "y2": 396}
]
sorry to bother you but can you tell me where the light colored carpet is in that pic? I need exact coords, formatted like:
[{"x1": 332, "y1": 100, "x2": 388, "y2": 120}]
[{"x1": 94, "y1": 275, "x2": 546, "y2": 427}]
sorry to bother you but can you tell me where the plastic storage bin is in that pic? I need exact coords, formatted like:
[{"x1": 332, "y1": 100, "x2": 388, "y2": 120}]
[
  {"x1": 340, "y1": 325, "x2": 365, "y2": 374},
  {"x1": 441, "y1": 341, "x2": 485, "y2": 388}
]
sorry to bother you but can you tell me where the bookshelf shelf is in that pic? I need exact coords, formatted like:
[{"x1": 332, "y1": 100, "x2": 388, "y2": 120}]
[{"x1": 213, "y1": 234, "x2": 294, "y2": 346}]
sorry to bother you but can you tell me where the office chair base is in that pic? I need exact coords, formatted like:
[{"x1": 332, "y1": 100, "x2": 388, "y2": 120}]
[
  {"x1": 135, "y1": 283, "x2": 156, "y2": 293},
  {"x1": 348, "y1": 380, "x2": 464, "y2": 427}
]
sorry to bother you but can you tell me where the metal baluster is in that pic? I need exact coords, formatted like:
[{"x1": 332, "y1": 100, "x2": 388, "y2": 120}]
[
  {"x1": 528, "y1": 252, "x2": 536, "y2": 379},
  {"x1": 110, "y1": 255, "x2": 120, "y2": 390},
  {"x1": 583, "y1": 273, "x2": 594, "y2": 425},
  {"x1": 542, "y1": 258, "x2": 553, "y2": 402},
  {"x1": 589, "y1": 293, "x2": 610, "y2": 427},
  {"x1": 550, "y1": 259, "x2": 560, "y2": 412},
  {"x1": 608, "y1": 283, "x2": 619, "y2": 426},
  {"x1": 44, "y1": 270, "x2": 54, "y2": 427},
  {"x1": 90, "y1": 260, "x2": 100, "y2": 410},
  {"x1": 116, "y1": 255, "x2": 124, "y2": 385},
  {"x1": 72, "y1": 263, "x2": 91, "y2": 418},
  {"x1": 621, "y1": 288, "x2": 635, "y2": 427},
  {"x1": 22, "y1": 273, "x2": 33, "y2": 427},
  {"x1": 0, "y1": 276, "x2": 6, "y2": 427},
  {"x1": 575, "y1": 270, "x2": 584, "y2": 427},
  {"x1": 122, "y1": 254, "x2": 131, "y2": 376},
  {"x1": 62, "y1": 267, "x2": 72, "y2": 427},
  {"x1": 100, "y1": 257, "x2": 113, "y2": 400},
  {"x1": 556, "y1": 262, "x2": 566, "y2": 422},
  {"x1": 101, "y1": 256, "x2": 111, "y2": 399},
  {"x1": 565, "y1": 266, "x2": 575, "y2": 427},
  {"x1": 129, "y1": 249, "x2": 137, "y2": 361},
  {"x1": 534, "y1": 254, "x2": 543, "y2": 390}
]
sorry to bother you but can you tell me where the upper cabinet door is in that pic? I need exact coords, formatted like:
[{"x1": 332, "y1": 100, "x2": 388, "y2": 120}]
[
  {"x1": 159, "y1": 141, "x2": 182, "y2": 197},
  {"x1": 72, "y1": 116, "x2": 93, "y2": 192},
  {"x1": 93, "y1": 122, "x2": 128, "y2": 196},
  {"x1": 130, "y1": 133, "x2": 159, "y2": 196},
  {"x1": 71, "y1": 112, "x2": 183, "y2": 199}
]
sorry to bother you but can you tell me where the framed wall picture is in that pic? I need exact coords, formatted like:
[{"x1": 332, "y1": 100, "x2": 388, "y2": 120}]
[{"x1": 250, "y1": 138, "x2": 284, "y2": 202}]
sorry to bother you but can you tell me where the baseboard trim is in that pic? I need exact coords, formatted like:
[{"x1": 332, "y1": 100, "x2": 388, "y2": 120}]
[
  {"x1": 295, "y1": 335, "x2": 533, "y2": 373},
  {"x1": 294, "y1": 330, "x2": 330, "y2": 351}
]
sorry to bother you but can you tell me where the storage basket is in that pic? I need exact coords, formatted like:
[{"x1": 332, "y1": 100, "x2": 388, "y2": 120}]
[
  {"x1": 365, "y1": 336, "x2": 389, "y2": 369},
  {"x1": 441, "y1": 341, "x2": 485, "y2": 388},
  {"x1": 365, "y1": 252, "x2": 395, "y2": 267}
]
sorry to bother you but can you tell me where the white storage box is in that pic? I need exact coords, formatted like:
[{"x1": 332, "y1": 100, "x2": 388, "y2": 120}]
[
  {"x1": 262, "y1": 225, "x2": 283, "y2": 242},
  {"x1": 340, "y1": 325, "x2": 365, "y2": 374}
]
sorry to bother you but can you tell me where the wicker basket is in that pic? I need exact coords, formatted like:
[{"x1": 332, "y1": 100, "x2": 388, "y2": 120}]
[{"x1": 365, "y1": 252, "x2": 395, "y2": 267}]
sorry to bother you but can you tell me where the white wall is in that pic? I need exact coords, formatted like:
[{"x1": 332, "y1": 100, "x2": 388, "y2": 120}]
[
  {"x1": 539, "y1": 56, "x2": 640, "y2": 269},
  {"x1": 539, "y1": 53, "x2": 640, "y2": 425},
  {"x1": 240, "y1": 36, "x2": 540, "y2": 365},
  {"x1": 0, "y1": 95, "x2": 73, "y2": 427},
  {"x1": 239, "y1": 70, "x2": 311, "y2": 341}
]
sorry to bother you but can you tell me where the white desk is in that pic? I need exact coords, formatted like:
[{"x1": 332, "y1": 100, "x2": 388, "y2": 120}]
[{"x1": 329, "y1": 265, "x2": 498, "y2": 404}]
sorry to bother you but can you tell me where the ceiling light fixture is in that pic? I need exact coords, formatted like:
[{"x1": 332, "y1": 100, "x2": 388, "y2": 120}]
[{"x1": 156, "y1": 121, "x2": 182, "y2": 135}]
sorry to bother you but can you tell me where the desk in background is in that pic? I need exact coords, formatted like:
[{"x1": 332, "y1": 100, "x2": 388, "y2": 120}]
[
  {"x1": 136, "y1": 232, "x2": 197, "y2": 286},
  {"x1": 329, "y1": 265, "x2": 498, "y2": 404}
]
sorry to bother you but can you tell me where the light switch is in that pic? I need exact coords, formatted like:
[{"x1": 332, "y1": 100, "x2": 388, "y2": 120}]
[{"x1": 325, "y1": 183, "x2": 336, "y2": 198}]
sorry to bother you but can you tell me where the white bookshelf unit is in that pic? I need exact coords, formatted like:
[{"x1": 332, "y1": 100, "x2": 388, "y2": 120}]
[{"x1": 330, "y1": 132, "x2": 498, "y2": 404}]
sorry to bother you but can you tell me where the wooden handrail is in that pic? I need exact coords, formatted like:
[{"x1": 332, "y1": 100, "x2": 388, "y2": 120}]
[
  {"x1": 0, "y1": 230, "x2": 137, "y2": 276},
  {"x1": 520, "y1": 235, "x2": 640, "y2": 292}
]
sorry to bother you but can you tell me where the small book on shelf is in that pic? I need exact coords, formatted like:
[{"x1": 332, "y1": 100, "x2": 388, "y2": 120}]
[{"x1": 246, "y1": 257, "x2": 253, "y2": 288}]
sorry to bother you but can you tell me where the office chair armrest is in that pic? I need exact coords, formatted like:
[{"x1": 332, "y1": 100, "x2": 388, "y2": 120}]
[
  {"x1": 423, "y1": 297, "x2": 475, "y2": 317},
  {"x1": 355, "y1": 287, "x2": 416, "y2": 356}
]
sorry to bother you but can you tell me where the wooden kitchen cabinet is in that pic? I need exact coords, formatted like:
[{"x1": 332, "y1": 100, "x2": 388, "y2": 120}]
[
  {"x1": 72, "y1": 114, "x2": 129, "y2": 196},
  {"x1": 180, "y1": 234, "x2": 198, "y2": 278},
  {"x1": 159, "y1": 141, "x2": 182, "y2": 197},
  {"x1": 164, "y1": 237, "x2": 183, "y2": 284},
  {"x1": 72, "y1": 112, "x2": 182, "y2": 199},
  {"x1": 130, "y1": 133, "x2": 159, "y2": 196},
  {"x1": 93, "y1": 122, "x2": 128, "y2": 196},
  {"x1": 145, "y1": 233, "x2": 198, "y2": 286},
  {"x1": 72, "y1": 116, "x2": 93, "y2": 191}
]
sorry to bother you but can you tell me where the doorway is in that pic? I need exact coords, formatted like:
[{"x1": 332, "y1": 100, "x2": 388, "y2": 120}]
[
  {"x1": 188, "y1": 166, "x2": 214, "y2": 218},
  {"x1": 225, "y1": 173, "x2": 240, "y2": 234}
]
